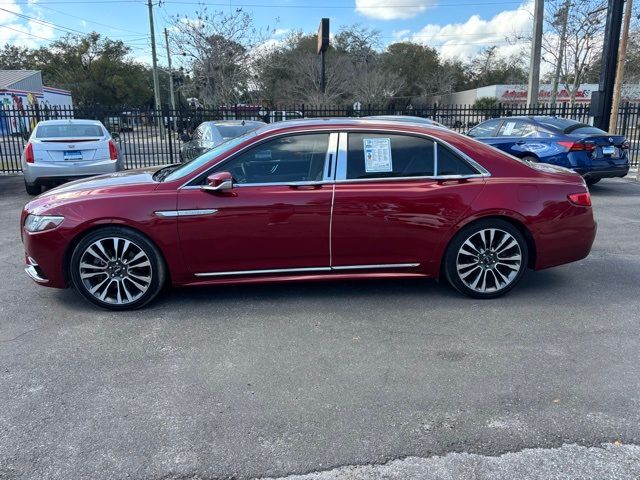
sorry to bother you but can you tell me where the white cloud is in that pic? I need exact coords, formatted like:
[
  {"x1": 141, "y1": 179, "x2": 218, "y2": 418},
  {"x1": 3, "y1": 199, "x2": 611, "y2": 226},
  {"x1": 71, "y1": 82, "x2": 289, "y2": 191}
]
[
  {"x1": 0, "y1": 0, "x2": 54, "y2": 48},
  {"x1": 401, "y1": 1, "x2": 534, "y2": 61},
  {"x1": 356, "y1": 0, "x2": 436, "y2": 20}
]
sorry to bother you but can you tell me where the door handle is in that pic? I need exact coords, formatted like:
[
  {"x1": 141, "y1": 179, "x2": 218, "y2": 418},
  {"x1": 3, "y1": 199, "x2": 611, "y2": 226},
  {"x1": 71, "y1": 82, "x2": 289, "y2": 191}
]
[
  {"x1": 515, "y1": 140, "x2": 526, "y2": 145},
  {"x1": 289, "y1": 183, "x2": 323, "y2": 190}
]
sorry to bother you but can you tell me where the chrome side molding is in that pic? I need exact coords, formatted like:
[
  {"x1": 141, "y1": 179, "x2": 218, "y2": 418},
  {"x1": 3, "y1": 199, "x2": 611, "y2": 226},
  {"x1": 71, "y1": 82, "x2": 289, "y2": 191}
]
[
  {"x1": 155, "y1": 209, "x2": 218, "y2": 218},
  {"x1": 195, "y1": 263, "x2": 420, "y2": 278}
]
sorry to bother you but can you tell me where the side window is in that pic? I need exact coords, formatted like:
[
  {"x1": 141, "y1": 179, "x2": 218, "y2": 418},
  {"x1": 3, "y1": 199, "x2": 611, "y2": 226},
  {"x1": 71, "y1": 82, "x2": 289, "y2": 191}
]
[
  {"x1": 437, "y1": 145, "x2": 478, "y2": 176},
  {"x1": 346, "y1": 133, "x2": 434, "y2": 180},
  {"x1": 497, "y1": 120, "x2": 537, "y2": 137},
  {"x1": 220, "y1": 133, "x2": 329, "y2": 184},
  {"x1": 467, "y1": 120, "x2": 501, "y2": 138}
]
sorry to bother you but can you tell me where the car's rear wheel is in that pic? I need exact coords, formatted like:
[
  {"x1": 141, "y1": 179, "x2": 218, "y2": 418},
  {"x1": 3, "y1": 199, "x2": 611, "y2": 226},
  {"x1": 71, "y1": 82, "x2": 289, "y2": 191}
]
[
  {"x1": 24, "y1": 180, "x2": 41, "y2": 195},
  {"x1": 444, "y1": 219, "x2": 528, "y2": 299},
  {"x1": 585, "y1": 177, "x2": 601, "y2": 186},
  {"x1": 70, "y1": 227, "x2": 166, "y2": 310},
  {"x1": 521, "y1": 155, "x2": 538, "y2": 163}
]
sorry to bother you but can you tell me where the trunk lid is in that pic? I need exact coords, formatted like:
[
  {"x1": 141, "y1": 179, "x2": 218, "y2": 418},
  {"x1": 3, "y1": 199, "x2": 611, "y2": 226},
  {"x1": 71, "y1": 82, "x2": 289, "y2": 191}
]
[{"x1": 32, "y1": 137, "x2": 108, "y2": 163}]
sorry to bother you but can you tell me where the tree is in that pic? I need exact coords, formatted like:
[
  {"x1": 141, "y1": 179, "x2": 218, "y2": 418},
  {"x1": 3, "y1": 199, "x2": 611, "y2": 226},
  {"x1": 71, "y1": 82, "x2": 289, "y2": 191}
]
[
  {"x1": 0, "y1": 45, "x2": 35, "y2": 70},
  {"x1": 467, "y1": 47, "x2": 528, "y2": 88},
  {"x1": 170, "y1": 8, "x2": 269, "y2": 106},
  {"x1": 381, "y1": 42, "x2": 440, "y2": 99},
  {"x1": 538, "y1": 0, "x2": 607, "y2": 104}
]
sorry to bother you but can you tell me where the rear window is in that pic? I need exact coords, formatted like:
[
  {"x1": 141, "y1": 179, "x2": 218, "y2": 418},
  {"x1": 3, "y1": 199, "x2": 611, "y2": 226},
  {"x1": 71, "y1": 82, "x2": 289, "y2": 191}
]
[
  {"x1": 535, "y1": 117, "x2": 606, "y2": 135},
  {"x1": 215, "y1": 125, "x2": 254, "y2": 139},
  {"x1": 36, "y1": 124, "x2": 104, "y2": 138}
]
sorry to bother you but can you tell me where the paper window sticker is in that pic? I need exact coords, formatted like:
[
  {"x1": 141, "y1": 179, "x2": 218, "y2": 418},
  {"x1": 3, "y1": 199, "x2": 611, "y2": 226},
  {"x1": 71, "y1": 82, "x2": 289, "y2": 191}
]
[
  {"x1": 363, "y1": 137, "x2": 393, "y2": 173},
  {"x1": 502, "y1": 122, "x2": 517, "y2": 136}
]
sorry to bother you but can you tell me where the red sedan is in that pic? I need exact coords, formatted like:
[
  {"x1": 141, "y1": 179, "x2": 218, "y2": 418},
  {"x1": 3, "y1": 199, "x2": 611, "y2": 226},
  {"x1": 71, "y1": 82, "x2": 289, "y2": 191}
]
[{"x1": 21, "y1": 119, "x2": 596, "y2": 310}]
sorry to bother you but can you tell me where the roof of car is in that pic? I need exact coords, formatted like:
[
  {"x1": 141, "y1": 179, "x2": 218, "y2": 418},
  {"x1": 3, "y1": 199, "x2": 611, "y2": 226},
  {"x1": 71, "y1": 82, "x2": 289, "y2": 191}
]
[
  {"x1": 257, "y1": 117, "x2": 447, "y2": 132},
  {"x1": 35, "y1": 119, "x2": 104, "y2": 126},
  {"x1": 205, "y1": 120, "x2": 266, "y2": 126}
]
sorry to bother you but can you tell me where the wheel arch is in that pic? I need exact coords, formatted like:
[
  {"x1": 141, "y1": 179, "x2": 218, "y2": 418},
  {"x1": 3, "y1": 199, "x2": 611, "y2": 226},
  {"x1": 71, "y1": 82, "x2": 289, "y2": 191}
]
[
  {"x1": 62, "y1": 222, "x2": 171, "y2": 287},
  {"x1": 439, "y1": 214, "x2": 537, "y2": 279}
]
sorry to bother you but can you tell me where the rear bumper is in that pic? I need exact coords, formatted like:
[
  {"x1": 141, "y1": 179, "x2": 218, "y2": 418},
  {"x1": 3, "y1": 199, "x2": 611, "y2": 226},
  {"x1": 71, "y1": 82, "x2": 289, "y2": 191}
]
[
  {"x1": 534, "y1": 206, "x2": 597, "y2": 270},
  {"x1": 23, "y1": 158, "x2": 123, "y2": 184},
  {"x1": 574, "y1": 164, "x2": 630, "y2": 180}
]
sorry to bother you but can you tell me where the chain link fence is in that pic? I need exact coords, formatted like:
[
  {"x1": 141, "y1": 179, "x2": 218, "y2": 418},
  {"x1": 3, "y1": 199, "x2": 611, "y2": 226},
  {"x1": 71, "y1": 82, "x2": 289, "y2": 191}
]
[{"x1": 1, "y1": 102, "x2": 638, "y2": 174}]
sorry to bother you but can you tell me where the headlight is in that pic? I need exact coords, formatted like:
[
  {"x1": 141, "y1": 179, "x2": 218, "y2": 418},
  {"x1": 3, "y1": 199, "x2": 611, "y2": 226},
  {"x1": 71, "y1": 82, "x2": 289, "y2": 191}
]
[{"x1": 24, "y1": 214, "x2": 64, "y2": 232}]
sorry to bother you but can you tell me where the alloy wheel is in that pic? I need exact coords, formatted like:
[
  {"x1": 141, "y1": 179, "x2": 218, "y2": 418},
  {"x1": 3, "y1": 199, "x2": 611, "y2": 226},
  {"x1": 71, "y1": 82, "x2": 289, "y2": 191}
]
[
  {"x1": 455, "y1": 228, "x2": 523, "y2": 294},
  {"x1": 78, "y1": 237, "x2": 153, "y2": 305}
]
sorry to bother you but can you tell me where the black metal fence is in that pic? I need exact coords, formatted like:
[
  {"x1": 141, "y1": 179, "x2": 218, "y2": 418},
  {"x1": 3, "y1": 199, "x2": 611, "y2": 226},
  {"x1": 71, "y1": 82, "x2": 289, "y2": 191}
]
[{"x1": 1, "y1": 102, "x2": 639, "y2": 174}]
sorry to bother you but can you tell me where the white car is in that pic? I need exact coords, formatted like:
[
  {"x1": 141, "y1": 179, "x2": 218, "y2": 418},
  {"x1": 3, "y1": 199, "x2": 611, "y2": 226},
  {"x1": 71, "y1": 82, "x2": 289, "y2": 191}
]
[{"x1": 21, "y1": 119, "x2": 124, "y2": 195}]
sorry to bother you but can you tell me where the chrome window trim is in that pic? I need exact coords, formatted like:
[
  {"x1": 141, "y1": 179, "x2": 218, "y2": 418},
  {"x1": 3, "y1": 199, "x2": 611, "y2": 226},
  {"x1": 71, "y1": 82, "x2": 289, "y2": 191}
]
[
  {"x1": 323, "y1": 132, "x2": 339, "y2": 182},
  {"x1": 155, "y1": 209, "x2": 218, "y2": 217},
  {"x1": 179, "y1": 129, "x2": 339, "y2": 190},
  {"x1": 334, "y1": 130, "x2": 490, "y2": 182},
  {"x1": 194, "y1": 263, "x2": 421, "y2": 278},
  {"x1": 178, "y1": 126, "x2": 491, "y2": 190}
]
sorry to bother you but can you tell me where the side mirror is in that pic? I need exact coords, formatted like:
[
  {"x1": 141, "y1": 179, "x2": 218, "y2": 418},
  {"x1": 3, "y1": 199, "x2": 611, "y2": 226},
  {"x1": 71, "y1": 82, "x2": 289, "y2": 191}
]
[
  {"x1": 180, "y1": 133, "x2": 191, "y2": 142},
  {"x1": 202, "y1": 171, "x2": 233, "y2": 193}
]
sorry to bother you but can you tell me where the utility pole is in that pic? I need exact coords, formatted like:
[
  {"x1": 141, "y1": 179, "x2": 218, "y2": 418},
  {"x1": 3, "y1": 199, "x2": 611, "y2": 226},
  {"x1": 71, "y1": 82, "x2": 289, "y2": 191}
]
[
  {"x1": 164, "y1": 28, "x2": 177, "y2": 132},
  {"x1": 527, "y1": 0, "x2": 544, "y2": 106},
  {"x1": 609, "y1": 0, "x2": 633, "y2": 133},
  {"x1": 147, "y1": 0, "x2": 163, "y2": 137},
  {"x1": 550, "y1": 0, "x2": 570, "y2": 107},
  {"x1": 591, "y1": 0, "x2": 625, "y2": 131}
]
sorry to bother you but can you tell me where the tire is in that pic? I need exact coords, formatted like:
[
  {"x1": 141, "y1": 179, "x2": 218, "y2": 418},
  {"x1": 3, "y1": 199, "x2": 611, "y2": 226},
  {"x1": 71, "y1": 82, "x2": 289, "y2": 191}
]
[
  {"x1": 521, "y1": 155, "x2": 538, "y2": 163},
  {"x1": 70, "y1": 227, "x2": 166, "y2": 310},
  {"x1": 444, "y1": 219, "x2": 529, "y2": 299},
  {"x1": 25, "y1": 180, "x2": 41, "y2": 196},
  {"x1": 585, "y1": 177, "x2": 601, "y2": 186}
]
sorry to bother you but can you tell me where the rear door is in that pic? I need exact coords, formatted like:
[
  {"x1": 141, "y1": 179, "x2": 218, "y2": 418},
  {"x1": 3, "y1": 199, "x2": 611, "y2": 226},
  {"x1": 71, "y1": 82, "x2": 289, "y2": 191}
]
[
  {"x1": 480, "y1": 119, "x2": 540, "y2": 156},
  {"x1": 330, "y1": 131, "x2": 486, "y2": 274}
]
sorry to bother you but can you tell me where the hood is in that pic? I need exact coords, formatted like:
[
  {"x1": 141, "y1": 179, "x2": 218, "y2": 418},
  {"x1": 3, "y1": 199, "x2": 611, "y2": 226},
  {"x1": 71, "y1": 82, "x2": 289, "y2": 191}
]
[{"x1": 25, "y1": 167, "x2": 163, "y2": 214}]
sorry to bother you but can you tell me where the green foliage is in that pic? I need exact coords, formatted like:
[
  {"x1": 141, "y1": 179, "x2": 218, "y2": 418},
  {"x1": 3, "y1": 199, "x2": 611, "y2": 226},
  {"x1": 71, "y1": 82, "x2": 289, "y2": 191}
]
[
  {"x1": 381, "y1": 42, "x2": 440, "y2": 98},
  {"x1": 0, "y1": 32, "x2": 154, "y2": 107},
  {"x1": 473, "y1": 97, "x2": 498, "y2": 109}
]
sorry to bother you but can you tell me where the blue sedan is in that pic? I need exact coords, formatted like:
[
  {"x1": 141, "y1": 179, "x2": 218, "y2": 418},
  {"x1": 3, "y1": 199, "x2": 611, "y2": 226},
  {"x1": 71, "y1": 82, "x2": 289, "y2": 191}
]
[{"x1": 467, "y1": 116, "x2": 630, "y2": 185}]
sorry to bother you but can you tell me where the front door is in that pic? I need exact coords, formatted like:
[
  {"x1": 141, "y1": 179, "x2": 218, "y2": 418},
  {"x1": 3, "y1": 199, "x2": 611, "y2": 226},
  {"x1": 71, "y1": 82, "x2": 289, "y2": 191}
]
[
  {"x1": 330, "y1": 131, "x2": 486, "y2": 273},
  {"x1": 177, "y1": 132, "x2": 337, "y2": 276}
]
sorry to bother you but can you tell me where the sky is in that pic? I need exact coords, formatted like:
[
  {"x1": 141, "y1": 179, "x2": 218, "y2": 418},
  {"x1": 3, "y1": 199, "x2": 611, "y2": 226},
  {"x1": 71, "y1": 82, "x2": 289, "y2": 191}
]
[{"x1": 0, "y1": 0, "x2": 535, "y2": 68}]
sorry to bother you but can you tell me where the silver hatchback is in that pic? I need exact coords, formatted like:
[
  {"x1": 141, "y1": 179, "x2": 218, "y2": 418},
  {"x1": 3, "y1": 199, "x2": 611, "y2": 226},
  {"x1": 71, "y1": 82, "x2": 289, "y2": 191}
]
[{"x1": 22, "y1": 119, "x2": 124, "y2": 195}]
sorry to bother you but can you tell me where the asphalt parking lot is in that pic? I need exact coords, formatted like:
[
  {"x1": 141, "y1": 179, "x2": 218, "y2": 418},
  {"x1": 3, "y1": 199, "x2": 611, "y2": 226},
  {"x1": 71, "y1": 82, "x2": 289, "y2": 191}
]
[{"x1": 1, "y1": 174, "x2": 640, "y2": 479}]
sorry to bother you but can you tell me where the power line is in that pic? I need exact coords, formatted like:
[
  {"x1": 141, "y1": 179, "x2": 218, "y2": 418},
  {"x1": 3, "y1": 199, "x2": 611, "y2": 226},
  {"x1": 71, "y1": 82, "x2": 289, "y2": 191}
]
[
  {"x1": 0, "y1": 23, "x2": 54, "y2": 41},
  {"x1": 1, "y1": 0, "x2": 526, "y2": 6},
  {"x1": 0, "y1": 6, "x2": 87, "y2": 36},
  {"x1": 36, "y1": 3, "x2": 149, "y2": 36}
]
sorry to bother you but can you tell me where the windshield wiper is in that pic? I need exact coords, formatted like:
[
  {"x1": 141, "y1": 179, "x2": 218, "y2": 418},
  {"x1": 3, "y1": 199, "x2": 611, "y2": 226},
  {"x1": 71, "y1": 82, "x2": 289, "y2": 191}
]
[{"x1": 153, "y1": 165, "x2": 180, "y2": 182}]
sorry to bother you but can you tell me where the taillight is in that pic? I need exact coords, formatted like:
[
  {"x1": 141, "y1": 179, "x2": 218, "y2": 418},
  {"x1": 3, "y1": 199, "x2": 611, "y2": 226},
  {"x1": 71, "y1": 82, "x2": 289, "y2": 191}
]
[
  {"x1": 24, "y1": 142, "x2": 34, "y2": 163},
  {"x1": 558, "y1": 141, "x2": 595, "y2": 152},
  {"x1": 568, "y1": 192, "x2": 591, "y2": 206},
  {"x1": 108, "y1": 139, "x2": 118, "y2": 161}
]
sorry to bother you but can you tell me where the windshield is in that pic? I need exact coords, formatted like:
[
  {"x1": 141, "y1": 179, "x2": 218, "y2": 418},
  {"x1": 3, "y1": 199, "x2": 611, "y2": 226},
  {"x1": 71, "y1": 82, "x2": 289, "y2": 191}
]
[
  {"x1": 36, "y1": 124, "x2": 104, "y2": 138},
  {"x1": 164, "y1": 131, "x2": 257, "y2": 182}
]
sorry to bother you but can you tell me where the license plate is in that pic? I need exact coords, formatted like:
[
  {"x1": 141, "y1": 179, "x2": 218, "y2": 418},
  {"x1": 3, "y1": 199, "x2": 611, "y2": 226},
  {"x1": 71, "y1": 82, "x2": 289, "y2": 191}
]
[
  {"x1": 64, "y1": 150, "x2": 83, "y2": 161},
  {"x1": 602, "y1": 145, "x2": 615, "y2": 156}
]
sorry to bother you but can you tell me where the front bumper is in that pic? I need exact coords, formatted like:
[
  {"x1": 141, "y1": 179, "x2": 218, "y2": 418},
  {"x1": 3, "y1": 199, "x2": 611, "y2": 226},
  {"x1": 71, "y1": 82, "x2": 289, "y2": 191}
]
[
  {"x1": 22, "y1": 227, "x2": 69, "y2": 289},
  {"x1": 23, "y1": 158, "x2": 123, "y2": 184}
]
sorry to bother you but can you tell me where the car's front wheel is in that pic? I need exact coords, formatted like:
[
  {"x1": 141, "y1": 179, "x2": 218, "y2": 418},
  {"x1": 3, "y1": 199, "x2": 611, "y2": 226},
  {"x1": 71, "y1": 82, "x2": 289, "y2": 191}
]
[
  {"x1": 24, "y1": 180, "x2": 41, "y2": 196},
  {"x1": 444, "y1": 219, "x2": 528, "y2": 299},
  {"x1": 70, "y1": 227, "x2": 166, "y2": 310}
]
